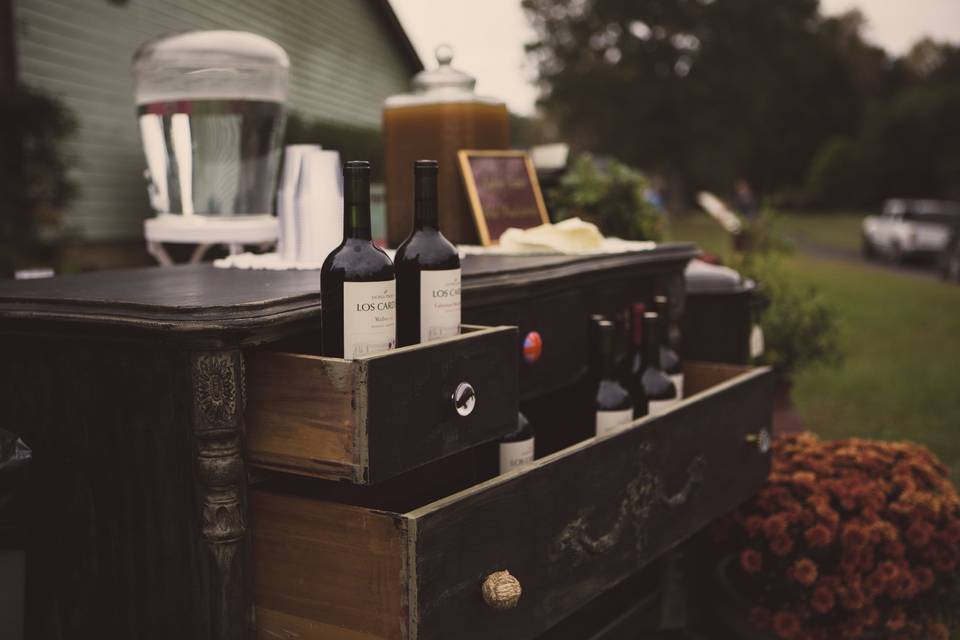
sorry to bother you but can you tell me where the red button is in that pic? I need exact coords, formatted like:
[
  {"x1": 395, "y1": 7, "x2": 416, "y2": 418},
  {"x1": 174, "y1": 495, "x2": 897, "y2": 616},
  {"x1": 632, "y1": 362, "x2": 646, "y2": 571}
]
[{"x1": 523, "y1": 331, "x2": 543, "y2": 364}]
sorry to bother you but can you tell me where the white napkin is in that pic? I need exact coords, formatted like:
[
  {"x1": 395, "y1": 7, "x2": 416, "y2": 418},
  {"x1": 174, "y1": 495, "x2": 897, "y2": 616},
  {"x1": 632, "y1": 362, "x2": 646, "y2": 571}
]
[{"x1": 459, "y1": 218, "x2": 656, "y2": 255}]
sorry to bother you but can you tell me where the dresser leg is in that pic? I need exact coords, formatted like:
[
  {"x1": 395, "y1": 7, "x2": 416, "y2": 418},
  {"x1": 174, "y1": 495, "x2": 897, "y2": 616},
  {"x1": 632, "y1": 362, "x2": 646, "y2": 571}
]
[{"x1": 190, "y1": 349, "x2": 253, "y2": 639}]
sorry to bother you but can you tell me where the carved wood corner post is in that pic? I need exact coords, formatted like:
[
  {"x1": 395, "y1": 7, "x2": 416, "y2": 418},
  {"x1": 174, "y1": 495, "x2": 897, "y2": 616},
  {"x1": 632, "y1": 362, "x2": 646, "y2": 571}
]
[{"x1": 190, "y1": 349, "x2": 254, "y2": 639}]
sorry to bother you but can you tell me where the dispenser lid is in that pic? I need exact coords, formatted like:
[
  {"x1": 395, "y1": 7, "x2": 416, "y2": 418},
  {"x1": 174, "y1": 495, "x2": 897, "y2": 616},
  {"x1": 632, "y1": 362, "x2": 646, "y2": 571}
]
[
  {"x1": 386, "y1": 45, "x2": 501, "y2": 107},
  {"x1": 411, "y1": 44, "x2": 476, "y2": 92},
  {"x1": 133, "y1": 30, "x2": 289, "y2": 104},
  {"x1": 133, "y1": 30, "x2": 289, "y2": 71},
  {"x1": 685, "y1": 259, "x2": 755, "y2": 294}
]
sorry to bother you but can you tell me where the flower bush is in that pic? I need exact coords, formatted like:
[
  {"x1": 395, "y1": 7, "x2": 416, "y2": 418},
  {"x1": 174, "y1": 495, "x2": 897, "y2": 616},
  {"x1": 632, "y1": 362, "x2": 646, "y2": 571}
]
[
  {"x1": 549, "y1": 153, "x2": 664, "y2": 241},
  {"x1": 712, "y1": 433, "x2": 960, "y2": 639}
]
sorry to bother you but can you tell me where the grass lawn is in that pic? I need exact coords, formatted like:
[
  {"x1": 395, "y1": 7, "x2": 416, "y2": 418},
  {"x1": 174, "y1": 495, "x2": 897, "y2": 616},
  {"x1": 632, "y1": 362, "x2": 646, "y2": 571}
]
[
  {"x1": 668, "y1": 213, "x2": 960, "y2": 480},
  {"x1": 776, "y1": 211, "x2": 867, "y2": 254}
]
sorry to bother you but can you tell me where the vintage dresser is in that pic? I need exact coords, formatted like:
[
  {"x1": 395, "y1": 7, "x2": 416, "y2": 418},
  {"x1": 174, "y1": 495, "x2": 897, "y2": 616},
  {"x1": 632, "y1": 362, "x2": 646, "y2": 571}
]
[{"x1": 0, "y1": 245, "x2": 773, "y2": 639}]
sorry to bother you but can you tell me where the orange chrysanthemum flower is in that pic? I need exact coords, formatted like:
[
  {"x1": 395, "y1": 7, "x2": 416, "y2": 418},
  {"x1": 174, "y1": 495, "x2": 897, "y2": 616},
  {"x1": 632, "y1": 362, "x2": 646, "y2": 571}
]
[
  {"x1": 905, "y1": 520, "x2": 934, "y2": 548},
  {"x1": 764, "y1": 515, "x2": 789, "y2": 539},
  {"x1": 773, "y1": 611, "x2": 802, "y2": 639},
  {"x1": 928, "y1": 622, "x2": 950, "y2": 640},
  {"x1": 740, "y1": 548, "x2": 763, "y2": 574},
  {"x1": 881, "y1": 540, "x2": 905, "y2": 560},
  {"x1": 811, "y1": 585, "x2": 835, "y2": 614},
  {"x1": 789, "y1": 558, "x2": 818, "y2": 586},
  {"x1": 840, "y1": 586, "x2": 866, "y2": 611},
  {"x1": 841, "y1": 523, "x2": 869, "y2": 550},
  {"x1": 933, "y1": 549, "x2": 957, "y2": 573},
  {"x1": 745, "y1": 515, "x2": 765, "y2": 537},
  {"x1": 804, "y1": 524, "x2": 833, "y2": 548},
  {"x1": 914, "y1": 565, "x2": 935, "y2": 591},
  {"x1": 885, "y1": 608, "x2": 906, "y2": 631},
  {"x1": 770, "y1": 534, "x2": 795, "y2": 557}
]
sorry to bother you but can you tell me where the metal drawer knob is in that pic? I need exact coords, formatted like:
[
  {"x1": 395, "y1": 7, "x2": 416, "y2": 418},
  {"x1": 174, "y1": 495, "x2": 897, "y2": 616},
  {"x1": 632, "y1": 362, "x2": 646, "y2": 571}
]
[
  {"x1": 745, "y1": 428, "x2": 771, "y2": 454},
  {"x1": 452, "y1": 382, "x2": 477, "y2": 417},
  {"x1": 482, "y1": 570, "x2": 521, "y2": 609}
]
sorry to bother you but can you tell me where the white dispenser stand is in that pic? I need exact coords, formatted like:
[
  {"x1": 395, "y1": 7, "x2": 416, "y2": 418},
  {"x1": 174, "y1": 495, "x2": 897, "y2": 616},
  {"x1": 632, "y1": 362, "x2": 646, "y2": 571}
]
[{"x1": 145, "y1": 214, "x2": 278, "y2": 265}]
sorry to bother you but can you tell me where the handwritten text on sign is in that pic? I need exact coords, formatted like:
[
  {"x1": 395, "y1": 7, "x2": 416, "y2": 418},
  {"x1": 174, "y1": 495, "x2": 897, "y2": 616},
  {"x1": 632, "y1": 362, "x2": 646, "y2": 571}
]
[{"x1": 459, "y1": 151, "x2": 549, "y2": 245}]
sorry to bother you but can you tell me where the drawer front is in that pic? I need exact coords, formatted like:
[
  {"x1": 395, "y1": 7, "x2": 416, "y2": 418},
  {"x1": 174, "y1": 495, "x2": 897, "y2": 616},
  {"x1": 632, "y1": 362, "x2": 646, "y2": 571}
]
[
  {"x1": 465, "y1": 291, "x2": 585, "y2": 399},
  {"x1": 247, "y1": 325, "x2": 518, "y2": 484},
  {"x1": 251, "y1": 365, "x2": 774, "y2": 640},
  {"x1": 364, "y1": 325, "x2": 518, "y2": 483},
  {"x1": 408, "y1": 366, "x2": 773, "y2": 640}
]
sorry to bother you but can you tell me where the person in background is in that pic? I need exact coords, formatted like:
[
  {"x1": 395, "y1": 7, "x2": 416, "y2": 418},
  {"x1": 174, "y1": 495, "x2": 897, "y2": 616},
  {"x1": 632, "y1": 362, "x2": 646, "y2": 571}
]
[
  {"x1": 643, "y1": 176, "x2": 666, "y2": 213},
  {"x1": 732, "y1": 179, "x2": 759, "y2": 220}
]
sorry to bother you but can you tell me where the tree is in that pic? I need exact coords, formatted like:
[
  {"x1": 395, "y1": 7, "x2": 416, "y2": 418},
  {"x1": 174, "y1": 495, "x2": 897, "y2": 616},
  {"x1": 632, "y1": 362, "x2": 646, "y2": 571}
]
[
  {"x1": 0, "y1": 0, "x2": 77, "y2": 274},
  {"x1": 523, "y1": 0, "x2": 880, "y2": 204}
]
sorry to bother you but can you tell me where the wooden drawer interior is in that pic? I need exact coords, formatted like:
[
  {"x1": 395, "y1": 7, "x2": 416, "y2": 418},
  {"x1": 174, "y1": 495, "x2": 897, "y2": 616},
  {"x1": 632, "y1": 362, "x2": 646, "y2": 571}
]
[
  {"x1": 246, "y1": 324, "x2": 519, "y2": 484},
  {"x1": 251, "y1": 362, "x2": 774, "y2": 640}
]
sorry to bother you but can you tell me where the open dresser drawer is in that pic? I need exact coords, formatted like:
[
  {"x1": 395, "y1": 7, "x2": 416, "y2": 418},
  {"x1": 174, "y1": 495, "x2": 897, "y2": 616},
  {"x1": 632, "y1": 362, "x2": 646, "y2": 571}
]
[
  {"x1": 251, "y1": 362, "x2": 775, "y2": 640},
  {"x1": 246, "y1": 325, "x2": 518, "y2": 484}
]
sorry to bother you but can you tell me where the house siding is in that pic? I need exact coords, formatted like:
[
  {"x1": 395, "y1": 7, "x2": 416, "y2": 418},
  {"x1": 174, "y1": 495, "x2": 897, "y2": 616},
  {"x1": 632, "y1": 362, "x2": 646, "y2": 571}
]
[{"x1": 14, "y1": 0, "x2": 415, "y2": 242}]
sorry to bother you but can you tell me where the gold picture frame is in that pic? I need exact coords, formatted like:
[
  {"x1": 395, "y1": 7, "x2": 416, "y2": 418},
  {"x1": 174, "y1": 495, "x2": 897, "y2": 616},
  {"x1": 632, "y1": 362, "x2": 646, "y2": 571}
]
[{"x1": 457, "y1": 150, "x2": 550, "y2": 246}]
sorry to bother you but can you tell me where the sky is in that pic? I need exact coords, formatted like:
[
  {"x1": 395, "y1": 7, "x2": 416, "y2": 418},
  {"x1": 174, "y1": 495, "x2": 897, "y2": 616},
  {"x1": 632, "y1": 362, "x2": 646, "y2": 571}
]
[{"x1": 389, "y1": 0, "x2": 960, "y2": 116}]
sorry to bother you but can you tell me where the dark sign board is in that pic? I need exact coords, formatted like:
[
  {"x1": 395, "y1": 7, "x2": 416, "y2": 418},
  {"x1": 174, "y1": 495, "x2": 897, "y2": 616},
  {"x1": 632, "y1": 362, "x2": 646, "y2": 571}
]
[{"x1": 458, "y1": 150, "x2": 550, "y2": 245}]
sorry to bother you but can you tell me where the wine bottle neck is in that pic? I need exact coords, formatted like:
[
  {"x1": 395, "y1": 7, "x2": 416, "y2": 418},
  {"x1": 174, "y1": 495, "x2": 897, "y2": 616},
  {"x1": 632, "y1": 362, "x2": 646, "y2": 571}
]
[
  {"x1": 631, "y1": 311, "x2": 644, "y2": 347},
  {"x1": 414, "y1": 166, "x2": 439, "y2": 230},
  {"x1": 655, "y1": 297, "x2": 671, "y2": 343},
  {"x1": 599, "y1": 327, "x2": 616, "y2": 379},
  {"x1": 344, "y1": 167, "x2": 372, "y2": 240},
  {"x1": 642, "y1": 315, "x2": 661, "y2": 369}
]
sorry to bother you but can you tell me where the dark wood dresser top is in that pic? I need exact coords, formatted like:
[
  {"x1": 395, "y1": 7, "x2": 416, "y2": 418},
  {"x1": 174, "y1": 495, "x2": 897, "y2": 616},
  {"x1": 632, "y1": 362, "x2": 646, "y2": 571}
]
[{"x1": 0, "y1": 244, "x2": 697, "y2": 337}]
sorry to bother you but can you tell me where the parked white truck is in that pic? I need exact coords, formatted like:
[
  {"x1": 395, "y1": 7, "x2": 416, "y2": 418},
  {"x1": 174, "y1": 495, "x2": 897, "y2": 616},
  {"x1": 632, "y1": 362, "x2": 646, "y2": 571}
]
[{"x1": 862, "y1": 199, "x2": 960, "y2": 262}]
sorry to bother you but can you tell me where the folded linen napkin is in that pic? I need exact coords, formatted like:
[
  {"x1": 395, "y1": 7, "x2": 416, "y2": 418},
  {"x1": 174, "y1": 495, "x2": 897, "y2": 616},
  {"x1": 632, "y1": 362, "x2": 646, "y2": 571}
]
[{"x1": 460, "y1": 218, "x2": 655, "y2": 255}]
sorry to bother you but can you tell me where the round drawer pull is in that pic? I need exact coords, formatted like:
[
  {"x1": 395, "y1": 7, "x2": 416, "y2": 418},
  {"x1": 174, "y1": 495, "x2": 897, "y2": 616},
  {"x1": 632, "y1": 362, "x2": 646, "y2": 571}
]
[
  {"x1": 482, "y1": 570, "x2": 521, "y2": 610},
  {"x1": 452, "y1": 382, "x2": 477, "y2": 417},
  {"x1": 522, "y1": 331, "x2": 543, "y2": 364},
  {"x1": 745, "y1": 428, "x2": 771, "y2": 454}
]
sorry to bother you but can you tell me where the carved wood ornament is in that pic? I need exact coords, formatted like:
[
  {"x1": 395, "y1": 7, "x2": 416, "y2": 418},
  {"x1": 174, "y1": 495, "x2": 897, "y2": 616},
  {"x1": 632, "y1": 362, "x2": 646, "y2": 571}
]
[
  {"x1": 550, "y1": 441, "x2": 706, "y2": 566},
  {"x1": 191, "y1": 350, "x2": 253, "y2": 639}
]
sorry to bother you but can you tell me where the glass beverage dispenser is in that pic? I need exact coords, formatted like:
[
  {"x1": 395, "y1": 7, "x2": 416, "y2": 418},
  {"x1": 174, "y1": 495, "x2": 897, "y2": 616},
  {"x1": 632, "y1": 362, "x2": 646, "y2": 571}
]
[
  {"x1": 133, "y1": 31, "x2": 289, "y2": 221},
  {"x1": 384, "y1": 46, "x2": 509, "y2": 246}
]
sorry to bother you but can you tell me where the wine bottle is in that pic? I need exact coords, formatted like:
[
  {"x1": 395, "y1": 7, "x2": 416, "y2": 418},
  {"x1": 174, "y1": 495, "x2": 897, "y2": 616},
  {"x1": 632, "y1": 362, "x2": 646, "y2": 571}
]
[
  {"x1": 321, "y1": 161, "x2": 396, "y2": 359},
  {"x1": 395, "y1": 160, "x2": 462, "y2": 346},
  {"x1": 622, "y1": 303, "x2": 649, "y2": 418},
  {"x1": 499, "y1": 411, "x2": 535, "y2": 475},
  {"x1": 589, "y1": 313, "x2": 607, "y2": 380},
  {"x1": 594, "y1": 319, "x2": 634, "y2": 436},
  {"x1": 654, "y1": 295, "x2": 684, "y2": 399},
  {"x1": 642, "y1": 311, "x2": 677, "y2": 414}
]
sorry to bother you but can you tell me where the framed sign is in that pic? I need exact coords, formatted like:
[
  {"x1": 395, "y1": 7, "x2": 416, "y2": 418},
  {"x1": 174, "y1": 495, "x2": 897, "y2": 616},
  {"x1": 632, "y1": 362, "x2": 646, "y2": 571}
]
[{"x1": 458, "y1": 150, "x2": 550, "y2": 245}]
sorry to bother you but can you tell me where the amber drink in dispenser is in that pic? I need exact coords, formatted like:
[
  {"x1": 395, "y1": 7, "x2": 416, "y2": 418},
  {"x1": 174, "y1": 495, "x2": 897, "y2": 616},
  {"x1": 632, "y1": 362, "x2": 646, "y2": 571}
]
[{"x1": 384, "y1": 45, "x2": 509, "y2": 246}]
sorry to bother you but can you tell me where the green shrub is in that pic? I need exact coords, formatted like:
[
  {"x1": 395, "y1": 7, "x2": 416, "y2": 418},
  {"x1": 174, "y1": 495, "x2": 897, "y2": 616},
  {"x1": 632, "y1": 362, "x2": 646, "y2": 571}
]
[
  {"x1": 804, "y1": 136, "x2": 877, "y2": 208},
  {"x1": 731, "y1": 215, "x2": 842, "y2": 383},
  {"x1": 549, "y1": 154, "x2": 663, "y2": 241},
  {"x1": 0, "y1": 85, "x2": 77, "y2": 274}
]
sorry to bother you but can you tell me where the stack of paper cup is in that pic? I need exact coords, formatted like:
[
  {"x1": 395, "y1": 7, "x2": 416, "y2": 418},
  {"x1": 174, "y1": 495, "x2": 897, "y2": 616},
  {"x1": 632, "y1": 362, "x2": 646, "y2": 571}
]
[{"x1": 276, "y1": 145, "x2": 343, "y2": 266}]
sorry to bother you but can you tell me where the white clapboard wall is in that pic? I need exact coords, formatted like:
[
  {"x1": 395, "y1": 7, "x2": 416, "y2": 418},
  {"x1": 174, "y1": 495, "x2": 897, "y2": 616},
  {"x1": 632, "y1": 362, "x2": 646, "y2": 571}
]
[{"x1": 14, "y1": 0, "x2": 417, "y2": 242}]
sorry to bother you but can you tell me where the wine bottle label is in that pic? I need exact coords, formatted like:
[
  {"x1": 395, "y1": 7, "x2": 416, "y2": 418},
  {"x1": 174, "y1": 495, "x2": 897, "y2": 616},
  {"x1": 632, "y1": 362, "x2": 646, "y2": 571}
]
[
  {"x1": 648, "y1": 399, "x2": 676, "y2": 416},
  {"x1": 595, "y1": 408, "x2": 634, "y2": 436},
  {"x1": 499, "y1": 437, "x2": 535, "y2": 475},
  {"x1": 343, "y1": 280, "x2": 396, "y2": 359},
  {"x1": 420, "y1": 268, "x2": 461, "y2": 342},
  {"x1": 670, "y1": 373, "x2": 684, "y2": 400}
]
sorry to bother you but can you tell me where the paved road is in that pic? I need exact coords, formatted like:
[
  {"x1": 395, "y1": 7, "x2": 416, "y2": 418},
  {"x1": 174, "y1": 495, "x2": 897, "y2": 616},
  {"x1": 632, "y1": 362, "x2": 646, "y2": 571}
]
[{"x1": 791, "y1": 236, "x2": 946, "y2": 282}]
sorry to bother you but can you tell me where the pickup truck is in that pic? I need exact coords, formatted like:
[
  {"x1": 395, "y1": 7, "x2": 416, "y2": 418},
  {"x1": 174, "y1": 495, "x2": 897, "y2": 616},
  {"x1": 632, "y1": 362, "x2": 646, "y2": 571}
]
[{"x1": 862, "y1": 199, "x2": 960, "y2": 263}]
